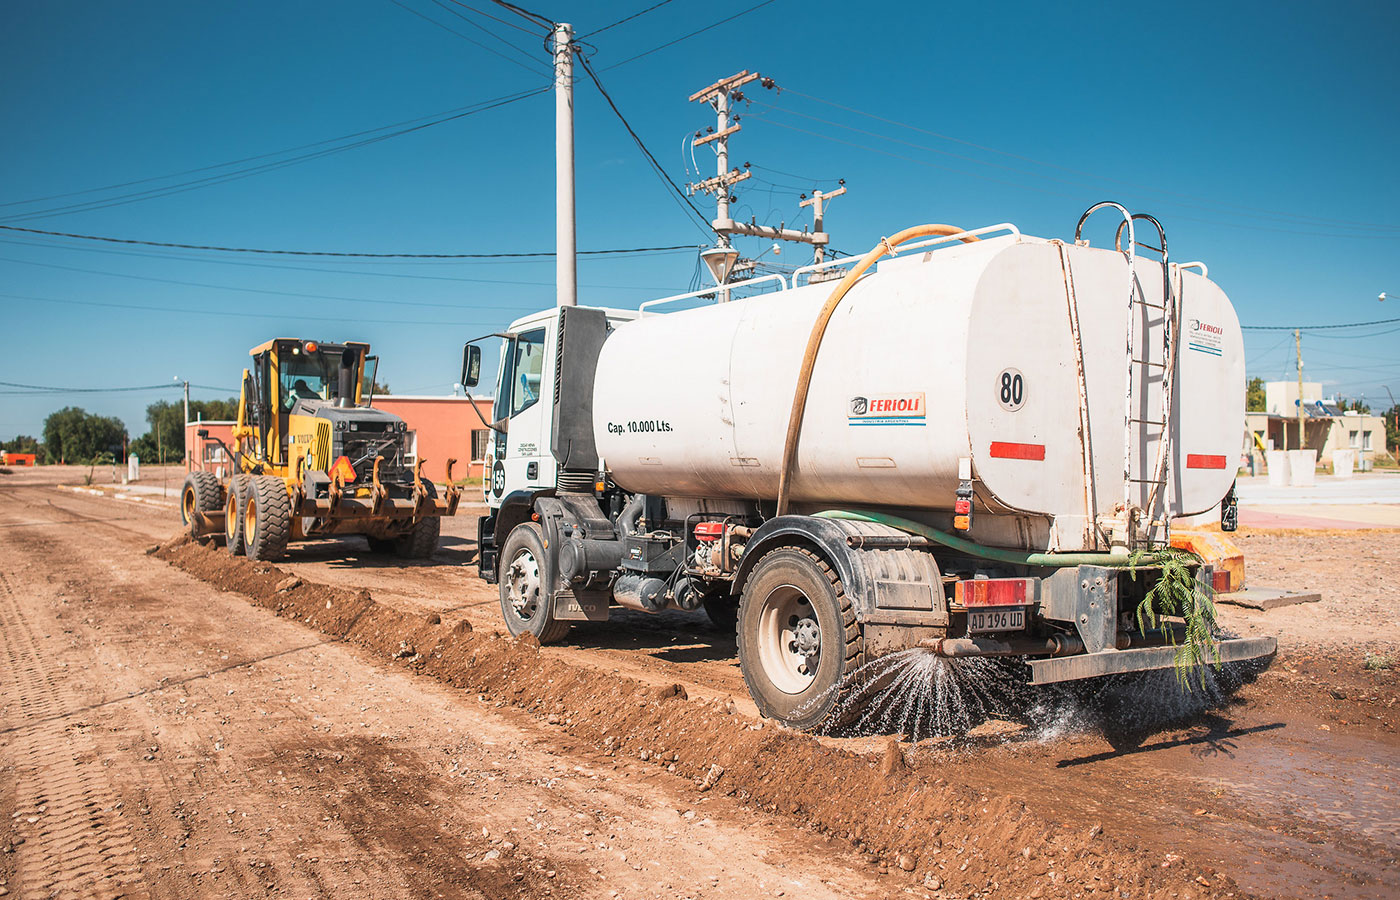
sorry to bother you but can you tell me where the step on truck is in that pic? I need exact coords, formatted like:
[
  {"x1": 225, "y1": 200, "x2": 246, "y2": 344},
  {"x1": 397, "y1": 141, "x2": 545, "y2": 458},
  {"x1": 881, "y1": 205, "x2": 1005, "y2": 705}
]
[{"x1": 465, "y1": 206, "x2": 1277, "y2": 731}]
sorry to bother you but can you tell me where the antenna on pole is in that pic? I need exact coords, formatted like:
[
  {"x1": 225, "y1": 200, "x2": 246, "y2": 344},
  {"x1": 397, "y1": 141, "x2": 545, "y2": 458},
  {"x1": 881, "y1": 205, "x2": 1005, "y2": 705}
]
[
  {"x1": 686, "y1": 72, "x2": 847, "y2": 284},
  {"x1": 554, "y1": 23, "x2": 577, "y2": 307}
]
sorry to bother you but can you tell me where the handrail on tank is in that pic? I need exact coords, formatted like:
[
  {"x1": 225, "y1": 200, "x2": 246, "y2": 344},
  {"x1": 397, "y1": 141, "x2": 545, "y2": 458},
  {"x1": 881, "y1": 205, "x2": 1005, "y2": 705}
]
[
  {"x1": 637, "y1": 273, "x2": 788, "y2": 315},
  {"x1": 789, "y1": 223, "x2": 1020, "y2": 286},
  {"x1": 1178, "y1": 261, "x2": 1208, "y2": 277}
]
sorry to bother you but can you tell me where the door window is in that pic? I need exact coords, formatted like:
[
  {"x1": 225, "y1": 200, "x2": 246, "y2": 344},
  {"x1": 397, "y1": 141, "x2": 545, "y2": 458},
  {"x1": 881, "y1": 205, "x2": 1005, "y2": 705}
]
[{"x1": 508, "y1": 328, "x2": 547, "y2": 417}]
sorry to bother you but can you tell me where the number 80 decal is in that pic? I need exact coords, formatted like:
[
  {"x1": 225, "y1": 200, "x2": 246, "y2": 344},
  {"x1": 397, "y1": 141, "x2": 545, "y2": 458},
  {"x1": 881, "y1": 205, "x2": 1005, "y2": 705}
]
[{"x1": 997, "y1": 367, "x2": 1025, "y2": 412}]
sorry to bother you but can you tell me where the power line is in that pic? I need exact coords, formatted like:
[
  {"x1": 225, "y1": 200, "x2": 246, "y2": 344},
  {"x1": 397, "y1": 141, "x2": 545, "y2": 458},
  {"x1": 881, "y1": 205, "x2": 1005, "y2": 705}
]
[
  {"x1": 0, "y1": 254, "x2": 679, "y2": 310},
  {"x1": 582, "y1": 0, "x2": 679, "y2": 38},
  {"x1": 0, "y1": 93, "x2": 540, "y2": 214},
  {"x1": 0, "y1": 380, "x2": 183, "y2": 395},
  {"x1": 771, "y1": 86, "x2": 1400, "y2": 234},
  {"x1": 388, "y1": 0, "x2": 549, "y2": 74},
  {"x1": 600, "y1": 0, "x2": 780, "y2": 71},
  {"x1": 1241, "y1": 317, "x2": 1400, "y2": 331},
  {"x1": 0, "y1": 225, "x2": 699, "y2": 258},
  {"x1": 576, "y1": 54, "x2": 715, "y2": 237},
  {"x1": 425, "y1": 0, "x2": 547, "y2": 66},
  {"x1": 465, "y1": 1, "x2": 553, "y2": 33},
  {"x1": 1, "y1": 88, "x2": 550, "y2": 223}
]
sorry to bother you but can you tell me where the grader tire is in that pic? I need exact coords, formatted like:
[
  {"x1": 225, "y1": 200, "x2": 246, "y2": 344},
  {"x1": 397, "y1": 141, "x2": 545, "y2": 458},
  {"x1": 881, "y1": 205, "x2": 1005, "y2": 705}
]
[
  {"x1": 243, "y1": 475, "x2": 292, "y2": 561},
  {"x1": 180, "y1": 472, "x2": 222, "y2": 542},
  {"x1": 394, "y1": 481, "x2": 440, "y2": 559},
  {"x1": 225, "y1": 474, "x2": 252, "y2": 556}
]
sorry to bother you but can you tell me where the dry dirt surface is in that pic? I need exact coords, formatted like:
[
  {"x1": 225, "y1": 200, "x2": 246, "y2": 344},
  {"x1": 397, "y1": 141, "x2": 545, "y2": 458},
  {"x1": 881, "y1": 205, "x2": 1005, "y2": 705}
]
[{"x1": 1, "y1": 466, "x2": 1396, "y2": 900}]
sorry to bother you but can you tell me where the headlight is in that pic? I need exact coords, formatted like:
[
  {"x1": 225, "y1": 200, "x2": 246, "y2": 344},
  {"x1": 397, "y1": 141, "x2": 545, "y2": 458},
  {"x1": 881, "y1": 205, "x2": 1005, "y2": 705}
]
[
  {"x1": 335, "y1": 420, "x2": 345, "y2": 431},
  {"x1": 349, "y1": 422, "x2": 359, "y2": 431}
]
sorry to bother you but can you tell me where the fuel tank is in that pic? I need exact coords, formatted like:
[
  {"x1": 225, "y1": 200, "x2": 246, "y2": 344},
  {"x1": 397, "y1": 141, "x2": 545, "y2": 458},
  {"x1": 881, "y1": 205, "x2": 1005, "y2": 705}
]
[{"x1": 591, "y1": 234, "x2": 1244, "y2": 550}]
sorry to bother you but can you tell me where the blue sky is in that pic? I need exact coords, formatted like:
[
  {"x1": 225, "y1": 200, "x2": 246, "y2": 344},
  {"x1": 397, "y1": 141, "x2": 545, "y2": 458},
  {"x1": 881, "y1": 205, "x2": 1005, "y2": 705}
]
[{"x1": 2, "y1": 0, "x2": 1398, "y2": 440}]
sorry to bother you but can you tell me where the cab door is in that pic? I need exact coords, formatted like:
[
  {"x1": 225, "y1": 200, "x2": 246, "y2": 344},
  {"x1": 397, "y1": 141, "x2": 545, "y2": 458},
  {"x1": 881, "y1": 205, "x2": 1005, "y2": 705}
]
[{"x1": 489, "y1": 320, "x2": 557, "y2": 505}]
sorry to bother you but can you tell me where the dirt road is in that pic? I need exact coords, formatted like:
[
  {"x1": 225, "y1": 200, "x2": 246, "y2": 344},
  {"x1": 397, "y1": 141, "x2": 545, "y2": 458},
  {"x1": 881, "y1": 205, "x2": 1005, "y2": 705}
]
[{"x1": 2, "y1": 467, "x2": 1396, "y2": 900}]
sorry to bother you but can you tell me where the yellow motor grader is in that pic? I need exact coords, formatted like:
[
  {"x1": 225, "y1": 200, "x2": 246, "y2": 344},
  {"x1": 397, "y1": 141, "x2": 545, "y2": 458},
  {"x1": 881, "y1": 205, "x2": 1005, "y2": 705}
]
[{"x1": 179, "y1": 338, "x2": 460, "y2": 561}]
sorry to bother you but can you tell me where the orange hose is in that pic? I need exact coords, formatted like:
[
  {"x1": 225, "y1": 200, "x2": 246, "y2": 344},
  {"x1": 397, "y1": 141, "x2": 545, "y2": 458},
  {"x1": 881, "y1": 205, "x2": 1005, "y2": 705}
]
[{"x1": 775, "y1": 224, "x2": 979, "y2": 515}]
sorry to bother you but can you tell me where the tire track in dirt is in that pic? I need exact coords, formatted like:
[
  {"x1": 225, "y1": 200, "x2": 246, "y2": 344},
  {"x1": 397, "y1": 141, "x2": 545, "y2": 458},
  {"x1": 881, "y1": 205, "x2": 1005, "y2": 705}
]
[{"x1": 0, "y1": 568, "x2": 152, "y2": 900}]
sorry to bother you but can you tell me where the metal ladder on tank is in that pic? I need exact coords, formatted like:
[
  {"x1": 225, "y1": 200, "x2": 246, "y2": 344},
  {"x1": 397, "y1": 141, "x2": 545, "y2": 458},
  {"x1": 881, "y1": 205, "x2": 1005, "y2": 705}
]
[{"x1": 1075, "y1": 202, "x2": 1179, "y2": 550}]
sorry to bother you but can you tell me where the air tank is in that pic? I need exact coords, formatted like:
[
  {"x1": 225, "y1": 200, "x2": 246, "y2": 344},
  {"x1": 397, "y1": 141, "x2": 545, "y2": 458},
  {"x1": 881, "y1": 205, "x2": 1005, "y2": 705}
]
[{"x1": 591, "y1": 234, "x2": 1244, "y2": 551}]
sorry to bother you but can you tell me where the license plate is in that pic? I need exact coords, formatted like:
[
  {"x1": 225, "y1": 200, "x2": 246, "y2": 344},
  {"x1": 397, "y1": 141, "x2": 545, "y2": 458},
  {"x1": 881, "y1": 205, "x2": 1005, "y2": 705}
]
[{"x1": 968, "y1": 607, "x2": 1026, "y2": 633}]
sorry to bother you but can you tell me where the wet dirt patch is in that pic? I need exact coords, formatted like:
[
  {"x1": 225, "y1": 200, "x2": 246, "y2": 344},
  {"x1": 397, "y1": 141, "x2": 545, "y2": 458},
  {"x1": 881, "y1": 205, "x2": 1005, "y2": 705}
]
[{"x1": 155, "y1": 536, "x2": 1234, "y2": 900}]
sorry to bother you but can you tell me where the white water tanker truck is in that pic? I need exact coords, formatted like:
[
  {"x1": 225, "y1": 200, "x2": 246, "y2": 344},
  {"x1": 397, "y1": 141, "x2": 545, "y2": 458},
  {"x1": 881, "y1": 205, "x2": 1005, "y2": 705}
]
[{"x1": 462, "y1": 205, "x2": 1276, "y2": 730}]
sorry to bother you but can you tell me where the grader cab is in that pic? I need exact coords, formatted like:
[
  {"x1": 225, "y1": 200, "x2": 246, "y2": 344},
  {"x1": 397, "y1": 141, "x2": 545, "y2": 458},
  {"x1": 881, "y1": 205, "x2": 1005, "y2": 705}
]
[{"x1": 180, "y1": 338, "x2": 460, "y2": 560}]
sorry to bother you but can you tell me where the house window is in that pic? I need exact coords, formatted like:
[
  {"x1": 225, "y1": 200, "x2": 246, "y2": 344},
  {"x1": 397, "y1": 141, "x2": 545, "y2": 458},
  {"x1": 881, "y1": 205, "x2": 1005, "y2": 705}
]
[
  {"x1": 1349, "y1": 430, "x2": 1360, "y2": 448},
  {"x1": 471, "y1": 429, "x2": 491, "y2": 461},
  {"x1": 1363, "y1": 430, "x2": 1373, "y2": 451}
]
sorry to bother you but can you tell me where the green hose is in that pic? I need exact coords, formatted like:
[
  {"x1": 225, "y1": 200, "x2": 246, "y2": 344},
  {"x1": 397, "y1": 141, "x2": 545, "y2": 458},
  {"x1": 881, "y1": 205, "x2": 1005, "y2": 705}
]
[{"x1": 814, "y1": 509, "x2": 1172, "y2": 568}]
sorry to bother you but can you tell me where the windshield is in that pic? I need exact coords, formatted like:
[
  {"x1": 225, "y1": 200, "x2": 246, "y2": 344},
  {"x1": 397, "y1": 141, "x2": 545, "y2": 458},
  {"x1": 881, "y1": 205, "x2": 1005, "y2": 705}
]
[{"x1": 278, "y1": 343, "x2": 357, "y2": 411}]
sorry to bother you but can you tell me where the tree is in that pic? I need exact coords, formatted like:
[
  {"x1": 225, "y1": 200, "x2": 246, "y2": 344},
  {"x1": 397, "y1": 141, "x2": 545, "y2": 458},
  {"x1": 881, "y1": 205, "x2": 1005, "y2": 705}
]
[
  {"x1": 1336, "y1": 395, "x2": 1371, "y2": 414},
  {"x1": 371, "y1": 378, "x2": 391, "y2": 395},
  {"x1": 1245, "y1": 377, "x2": 1266, "y2": 412},
  {"x1": 2, "y1": 434, "x2": 42, "y2": 457},
  {"x1": 41, "y1": 407, "x2": 127, "y2": 464},
  {"x1": 129, "y1": 397, "x2": 238, "y2": 464},
  {"x1": 1385, "y1": 404, "x2": 1400, "y2": 454}
]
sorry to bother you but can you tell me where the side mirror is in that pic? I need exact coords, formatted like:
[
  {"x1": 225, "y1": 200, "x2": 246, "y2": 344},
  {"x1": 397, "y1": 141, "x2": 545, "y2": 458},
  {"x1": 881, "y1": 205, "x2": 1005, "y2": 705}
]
[
  {"x1": 462, "y1": 344, "x2": 482, "y2": 388},
  {"x1": 197, "y1": 429, "x2": 210, "y2": 439}
]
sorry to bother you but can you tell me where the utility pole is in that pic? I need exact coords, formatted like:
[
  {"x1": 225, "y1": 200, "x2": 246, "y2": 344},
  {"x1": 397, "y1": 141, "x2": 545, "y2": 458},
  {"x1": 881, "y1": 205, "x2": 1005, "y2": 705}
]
[
  {"x1": 183, "y1": 380, "x2": 190, "y2": 432},
  {"x1": 553, "y1": 22, "x2": 576, "y2": 307},
  {"x1": 1295, "y1": 328, "x2": 1304, "y2": 452},
  {"x1": 687, "y1": 72, "x2": 845, "y2": 281},
  {"x1": 799, "y1": 186, "x2": 846, "y2": 266}
]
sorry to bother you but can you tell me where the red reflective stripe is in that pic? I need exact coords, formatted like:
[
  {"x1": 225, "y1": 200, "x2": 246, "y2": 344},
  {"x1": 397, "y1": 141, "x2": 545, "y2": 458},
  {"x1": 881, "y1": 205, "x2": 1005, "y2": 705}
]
[
  {"x1": 989, "y1": 441, "x2": 1045, "y2": 461},
  {"x1": 1186, "y1": 454, "x2": 1228, "y2": 470}
]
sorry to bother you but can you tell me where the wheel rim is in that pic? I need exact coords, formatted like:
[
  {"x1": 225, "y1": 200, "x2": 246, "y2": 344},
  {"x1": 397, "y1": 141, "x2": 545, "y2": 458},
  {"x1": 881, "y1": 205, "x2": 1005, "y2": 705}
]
[
  {"x1": 756, "y1": 583, "x2": 821, "y2": 694},
  {"x1": 182, "y1": 487, "x2": 196, "y2": 525},
  {"x1": 244, "y1": 495, "x2": 258, "y2": 548},
  {"x1": 505, "y1": 548, "x2": 542, "y2": 623},
  {"x1": 225, "y1": 493, "x2": 238, "y2": 541}
]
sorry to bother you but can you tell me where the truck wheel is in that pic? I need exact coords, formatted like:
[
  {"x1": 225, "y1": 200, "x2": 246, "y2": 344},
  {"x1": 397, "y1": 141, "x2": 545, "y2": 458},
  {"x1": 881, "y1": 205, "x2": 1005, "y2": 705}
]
[
  {"x1": 243, "y1": 475, "x2": 292, "y2": 561},
  {"x1": 738, "y1": 546, "x2": 861, "y2": 731},
  {"x1": 225, "y1": 474, "x2": 252, "y2": 556},
  {"x1": 498, "y1": 523, "x2": 570, "y2": 644},
  {"x1": 180, "y1": 472, "x2": 222, "y2": 541},
  {"x1": 395, "y1": 482, "x2": 440, "y2": 559}
]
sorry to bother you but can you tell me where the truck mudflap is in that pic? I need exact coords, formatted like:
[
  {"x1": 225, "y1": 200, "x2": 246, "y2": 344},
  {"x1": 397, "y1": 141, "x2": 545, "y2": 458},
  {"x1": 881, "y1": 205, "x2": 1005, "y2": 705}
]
[{"x1": 1026, "y1": 636, "x2": 1278, "y2": 684}]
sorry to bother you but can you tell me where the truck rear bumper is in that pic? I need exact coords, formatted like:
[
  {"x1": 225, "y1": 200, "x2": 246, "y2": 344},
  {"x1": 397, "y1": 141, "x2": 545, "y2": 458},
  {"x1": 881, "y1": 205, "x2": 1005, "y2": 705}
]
[{"x1": 1026, "y1": 636, "x2": 1277, "y2": 684}]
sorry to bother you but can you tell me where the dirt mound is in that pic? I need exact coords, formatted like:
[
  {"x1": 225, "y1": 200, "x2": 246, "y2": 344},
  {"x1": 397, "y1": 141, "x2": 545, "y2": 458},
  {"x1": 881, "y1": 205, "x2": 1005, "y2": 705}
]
[{"x1": 155, "y1": 536, "x2": 1239, "y2": 899}]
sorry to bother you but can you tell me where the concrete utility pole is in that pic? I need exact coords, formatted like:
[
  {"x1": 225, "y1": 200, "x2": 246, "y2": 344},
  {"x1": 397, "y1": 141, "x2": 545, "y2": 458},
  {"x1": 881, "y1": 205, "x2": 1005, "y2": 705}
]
[
  {"x1": 183, "y1": 380, "x2": 190, "y2": 429},
  {"x1": 799, "y1": 186, "x2": 846, "y2": 266},
  {"x1": 687, "y1": 72, "x2": 847, "y2": 278},
  {"x1": 554, "y1": 22, "x2": 576, "y2": 308},
  {"x1": 1295, "y1": 328, "x2": 1304, "y2": 451}
]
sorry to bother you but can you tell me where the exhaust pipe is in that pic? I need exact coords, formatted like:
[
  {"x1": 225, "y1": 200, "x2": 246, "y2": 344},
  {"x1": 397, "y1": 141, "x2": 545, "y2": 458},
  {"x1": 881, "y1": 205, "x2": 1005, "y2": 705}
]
[{"x1": 337, "y1": 348, "x2": 357, "y2": 408}]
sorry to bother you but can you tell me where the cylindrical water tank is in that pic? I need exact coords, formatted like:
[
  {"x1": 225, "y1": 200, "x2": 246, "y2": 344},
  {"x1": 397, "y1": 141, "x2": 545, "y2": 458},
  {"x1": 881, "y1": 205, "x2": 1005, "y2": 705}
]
[{"x1": 592, "y1": 235, "x2": 1243, "y2": 539}]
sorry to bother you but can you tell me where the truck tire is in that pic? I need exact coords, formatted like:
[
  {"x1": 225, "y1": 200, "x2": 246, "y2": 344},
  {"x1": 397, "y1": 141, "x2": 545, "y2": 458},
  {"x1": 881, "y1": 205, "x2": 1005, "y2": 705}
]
[
  {"x1": 737, "y1": 546, "x2": 862, "y2": 731},
  {"x1": 498, "y1": 522, "x2": 570, "y2": 644},
  {"x1": 243, "y1": 475, "x2": 292, "y2": 561},
  {"x1": 225, "y1": 474, "x2": 252, "y2": 556},
  {"x1": 395, "y1": 482, "x2": 440, "y2": 559},
  {"x1": 180, "y1": 472, "x2": 222, "y2": 541}
]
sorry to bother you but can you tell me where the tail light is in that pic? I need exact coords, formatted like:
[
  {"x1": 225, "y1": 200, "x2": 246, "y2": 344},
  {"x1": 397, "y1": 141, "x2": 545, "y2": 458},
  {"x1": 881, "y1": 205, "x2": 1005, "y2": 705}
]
[{"x1": 955, "y1": 578, "x2": 1032, "y2": 607}]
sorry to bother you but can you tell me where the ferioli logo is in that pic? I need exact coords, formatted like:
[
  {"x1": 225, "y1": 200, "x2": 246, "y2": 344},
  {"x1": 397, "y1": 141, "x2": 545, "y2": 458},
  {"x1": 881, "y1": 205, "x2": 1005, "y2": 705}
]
[{"x1": 848, "y1": 393, "x2": 926, "y2": 426}]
